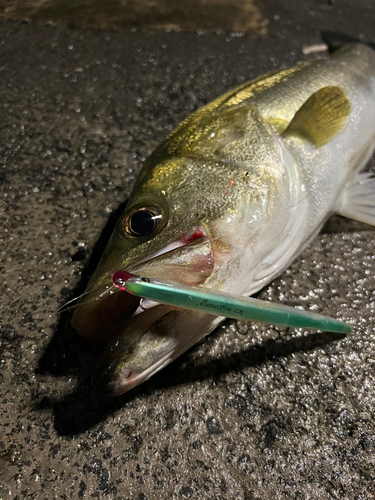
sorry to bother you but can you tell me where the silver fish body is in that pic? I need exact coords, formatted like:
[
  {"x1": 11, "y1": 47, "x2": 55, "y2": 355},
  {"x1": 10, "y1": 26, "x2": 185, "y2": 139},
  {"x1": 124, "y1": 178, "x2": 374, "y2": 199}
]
[{"x1": 71, "y1": 43, "x2": 375, "y2": 395}]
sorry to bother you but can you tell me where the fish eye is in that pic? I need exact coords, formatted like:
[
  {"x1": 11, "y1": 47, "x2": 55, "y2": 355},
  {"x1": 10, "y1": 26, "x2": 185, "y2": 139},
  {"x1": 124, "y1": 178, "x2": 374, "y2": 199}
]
[{"x1": 122, "y1": 206, "x2": 163, "y2": 238}]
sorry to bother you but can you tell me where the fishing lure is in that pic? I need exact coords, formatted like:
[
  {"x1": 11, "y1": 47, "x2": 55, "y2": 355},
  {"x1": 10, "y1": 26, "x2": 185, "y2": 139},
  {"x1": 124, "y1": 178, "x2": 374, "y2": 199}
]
[{"x1": 113, "y1": 271, "x2": 351, "y2": 334}]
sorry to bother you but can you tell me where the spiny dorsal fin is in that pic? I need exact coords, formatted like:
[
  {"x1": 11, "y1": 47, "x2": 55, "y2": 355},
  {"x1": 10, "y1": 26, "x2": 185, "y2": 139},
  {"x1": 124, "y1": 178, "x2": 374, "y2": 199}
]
[
  {"x1": 158, "y1": 63, "x2": 311, "y2": 156},
  {"x1": 283, "y1": 86, "x2": 351, "y2": 148}
]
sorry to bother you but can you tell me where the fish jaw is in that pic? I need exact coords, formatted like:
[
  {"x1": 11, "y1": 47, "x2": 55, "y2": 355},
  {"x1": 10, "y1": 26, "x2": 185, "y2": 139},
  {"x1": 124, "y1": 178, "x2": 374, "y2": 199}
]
[
  {"x1": 128, "y1": 235, "x2": 214, "y2": 286},
  {"x1": 94, "y1": 306, "x2": 222, "y2": 396},
  {"x1": 71, "y1": 286, "x2": 142, "y2": 345},
  {"x1": 71, "y1": 227, "x2": 215, "y2": 345}
]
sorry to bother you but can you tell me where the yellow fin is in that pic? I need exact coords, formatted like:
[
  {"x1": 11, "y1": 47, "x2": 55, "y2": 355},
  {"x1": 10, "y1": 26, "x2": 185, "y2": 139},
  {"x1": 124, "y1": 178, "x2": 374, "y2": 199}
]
[{"x1": 283, "y1": 86, "x2": 351, "y2": 147}]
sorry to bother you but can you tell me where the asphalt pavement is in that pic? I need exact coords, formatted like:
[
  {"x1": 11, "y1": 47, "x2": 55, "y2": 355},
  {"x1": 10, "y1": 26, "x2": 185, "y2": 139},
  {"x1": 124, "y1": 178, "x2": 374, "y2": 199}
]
[{"x1": 1, "y1": 1, "x2": 375, "y2": 498}]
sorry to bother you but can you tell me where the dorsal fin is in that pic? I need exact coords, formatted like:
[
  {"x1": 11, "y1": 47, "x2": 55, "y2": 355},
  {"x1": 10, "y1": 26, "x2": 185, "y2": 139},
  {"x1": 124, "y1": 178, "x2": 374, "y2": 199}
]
[
  {"x1": 283, "y1": 86, "x2": 351, "y2": 148},
  {"x1": 157, "y1": 63, "x2": 311, "y2": 156}
]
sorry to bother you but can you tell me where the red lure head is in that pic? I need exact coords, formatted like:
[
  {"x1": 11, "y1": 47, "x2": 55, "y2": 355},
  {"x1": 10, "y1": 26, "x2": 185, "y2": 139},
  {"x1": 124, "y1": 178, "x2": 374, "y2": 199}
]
[{"x1": 113, "y1": 270, "x2": 135, "y2": 290}]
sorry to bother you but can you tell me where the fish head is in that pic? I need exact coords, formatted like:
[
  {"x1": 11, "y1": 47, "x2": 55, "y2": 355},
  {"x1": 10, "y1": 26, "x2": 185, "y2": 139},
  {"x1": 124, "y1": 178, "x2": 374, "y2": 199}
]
[{"x1": 71, "y1": 104, "x2": 289, "y2": 394}]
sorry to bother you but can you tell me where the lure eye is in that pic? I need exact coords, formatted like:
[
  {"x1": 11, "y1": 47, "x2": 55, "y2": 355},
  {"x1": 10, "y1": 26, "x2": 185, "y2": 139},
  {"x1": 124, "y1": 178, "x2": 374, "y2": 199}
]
[{"x1": 122, "y1": 206, "x2": 163, "y2": 238}]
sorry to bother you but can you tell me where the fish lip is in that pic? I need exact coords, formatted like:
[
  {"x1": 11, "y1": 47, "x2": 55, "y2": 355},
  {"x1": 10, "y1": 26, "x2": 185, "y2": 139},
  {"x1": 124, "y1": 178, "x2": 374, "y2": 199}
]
[
  {"x1": 110, "y1": 353, "x2": 173, "y2": 395},
  {"x1": 97, "y1": 343, "x2": 175, "y2": 396}
]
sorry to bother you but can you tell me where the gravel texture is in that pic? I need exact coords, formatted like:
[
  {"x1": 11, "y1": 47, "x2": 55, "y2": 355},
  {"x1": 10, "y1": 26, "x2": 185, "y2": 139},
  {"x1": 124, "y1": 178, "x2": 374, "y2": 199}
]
[{"x1": 1, "y1": 7, "x2": 375, "y2": 499}]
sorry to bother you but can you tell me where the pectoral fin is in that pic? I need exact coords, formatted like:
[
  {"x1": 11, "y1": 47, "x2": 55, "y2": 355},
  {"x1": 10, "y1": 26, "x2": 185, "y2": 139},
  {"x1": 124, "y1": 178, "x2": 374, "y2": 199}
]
[
  {"x1": 283, "y1": 86, "x2": 351, "y2": 147},
  {"x1": 337, "y1": 172, "x2": 375, "y2": 226}
]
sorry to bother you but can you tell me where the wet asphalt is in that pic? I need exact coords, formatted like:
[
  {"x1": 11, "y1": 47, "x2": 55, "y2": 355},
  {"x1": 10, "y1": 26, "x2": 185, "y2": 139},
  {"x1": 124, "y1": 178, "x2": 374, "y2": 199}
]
[{"x1": 1, "y1": 1, "x2": 375, "y2": 498}]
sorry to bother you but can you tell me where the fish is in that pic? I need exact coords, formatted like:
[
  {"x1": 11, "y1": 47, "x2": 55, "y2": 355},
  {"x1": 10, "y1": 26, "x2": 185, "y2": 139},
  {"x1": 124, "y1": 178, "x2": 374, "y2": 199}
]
[{"x1": 70, "y1": 39, "x2": 375, "y2": 395}]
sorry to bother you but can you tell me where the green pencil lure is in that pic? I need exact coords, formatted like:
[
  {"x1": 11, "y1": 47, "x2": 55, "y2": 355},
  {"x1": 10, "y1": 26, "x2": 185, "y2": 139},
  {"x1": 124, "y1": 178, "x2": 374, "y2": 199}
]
[{"x1": 113, "y1": 271, "x2": 351, "y2": 334}]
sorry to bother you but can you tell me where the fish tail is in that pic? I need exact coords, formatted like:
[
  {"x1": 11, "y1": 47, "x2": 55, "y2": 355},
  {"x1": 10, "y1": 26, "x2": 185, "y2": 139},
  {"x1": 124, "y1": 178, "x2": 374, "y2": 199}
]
[{"x1": 321, "y1": 30, "x2": 375, "y2": 52}]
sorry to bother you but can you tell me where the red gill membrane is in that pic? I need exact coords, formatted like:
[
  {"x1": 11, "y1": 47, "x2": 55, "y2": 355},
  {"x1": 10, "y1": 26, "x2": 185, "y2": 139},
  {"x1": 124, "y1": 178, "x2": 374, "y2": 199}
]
[{"x1": 179, "y1": 227, "x2": 205, "y2": 244}]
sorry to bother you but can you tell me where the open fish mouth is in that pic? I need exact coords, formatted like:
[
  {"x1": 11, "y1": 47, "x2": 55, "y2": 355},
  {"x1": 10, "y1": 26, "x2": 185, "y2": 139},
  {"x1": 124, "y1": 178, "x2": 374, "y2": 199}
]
[
  {"x1": 71, "y1": 225, "x2": 214, "y2": 346},
  {"x1": 93, "y1": 305, "x2": 221, "y2": 395},
  {"x1": 93, "y1": 304, "x2": 178, "y2": 394}
]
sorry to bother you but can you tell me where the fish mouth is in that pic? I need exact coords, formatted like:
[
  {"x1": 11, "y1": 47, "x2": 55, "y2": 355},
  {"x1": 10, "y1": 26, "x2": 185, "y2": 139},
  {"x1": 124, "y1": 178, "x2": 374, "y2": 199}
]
[
  {"x1": 71, "y1": 225, "x2": 214, "y2": 345},
  {"x1": 93, "y1": 304, "x2": 177, "y2": 394},
  {"x1": 93, "y1": 305, "x2": 221, "y2": 396}
]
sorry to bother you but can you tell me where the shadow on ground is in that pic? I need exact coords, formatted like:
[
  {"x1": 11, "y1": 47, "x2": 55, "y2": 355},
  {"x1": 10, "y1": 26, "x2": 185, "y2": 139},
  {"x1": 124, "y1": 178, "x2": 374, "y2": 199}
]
[
  {"x1": 49, "y1": 330, "x2": 344, "y2": 436},
  {"x1": 35, "y1": 203, "x2": 127, "y2": 404},
  {"x1": 35, "y1": 205, "x2": 345, "y2": 435}
]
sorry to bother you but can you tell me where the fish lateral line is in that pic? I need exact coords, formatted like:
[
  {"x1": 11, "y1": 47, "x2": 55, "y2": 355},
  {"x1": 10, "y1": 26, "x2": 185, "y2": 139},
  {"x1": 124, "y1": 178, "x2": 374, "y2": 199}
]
[{"x1": 112, "y1": 270, "x2": 352, "y2": 334}]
